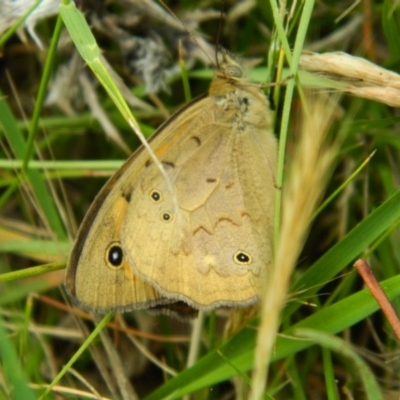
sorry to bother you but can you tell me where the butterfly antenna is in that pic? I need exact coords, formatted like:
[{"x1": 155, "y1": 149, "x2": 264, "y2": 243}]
[
  {"x1": 158, "y1": 0, "x2": 215, "y2": 67},
  {"x1": 214, "y1": 4, "x2": 226, "y2": 69}
]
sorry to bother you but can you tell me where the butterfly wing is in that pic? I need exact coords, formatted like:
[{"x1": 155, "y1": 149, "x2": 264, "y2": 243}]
[
  {"x1": 122, "y1": 82, "x2": 277, "y2": 310},
  {"x1": 65, "y1": 96, "x2": 210, "y2": 314},
  {"x1": 65, "y1": 157, "x2": 167, "y2": 313},
  {"x1": 66, "y1": 53, "x2": 277, "y2": 314}
]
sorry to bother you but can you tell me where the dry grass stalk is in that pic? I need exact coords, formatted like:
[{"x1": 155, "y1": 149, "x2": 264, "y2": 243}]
[
  {"x1": 251, "y1": 92, "x2": 341, "y2": 399},
  {"x1": 300, "y1": 52, "x2": 400, "y2": 107}
]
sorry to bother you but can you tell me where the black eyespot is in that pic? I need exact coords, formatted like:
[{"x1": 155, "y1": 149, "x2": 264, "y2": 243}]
[
  {"x1": 150, "y1": 190, "x2": 162, "y2": 202},
  {"x1": 161, "y1": 212, "x2": 173, "y2": 222},
  {"x1": 106, "y1": 242, "x2": 124, "y2": 270},
  {"x1": 234, "y1": 250, "x2": 252, "y2": 265}
]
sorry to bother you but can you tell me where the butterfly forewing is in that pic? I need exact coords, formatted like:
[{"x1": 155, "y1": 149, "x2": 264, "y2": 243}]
[{"x1": 65, "y1": 52, "x2": 277, "y2": 316}]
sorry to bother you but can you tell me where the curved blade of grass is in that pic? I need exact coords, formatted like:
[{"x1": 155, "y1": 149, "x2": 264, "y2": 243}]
[
  {"x1": 294, "y1": 329, "x2": 383, "y2": 400},
  {"x1": 144, "y1": 272, "x2": 400, "y2": 400}
]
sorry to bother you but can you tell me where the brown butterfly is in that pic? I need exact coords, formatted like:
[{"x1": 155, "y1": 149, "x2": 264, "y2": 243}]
[{"x1": 65, "y1": 51, "x2": 277, "y2": 317}]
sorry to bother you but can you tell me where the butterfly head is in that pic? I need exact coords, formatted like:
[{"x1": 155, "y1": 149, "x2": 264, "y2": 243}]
[{"x1": 215, "y1": 49, "x2": 244, "y2": 82}]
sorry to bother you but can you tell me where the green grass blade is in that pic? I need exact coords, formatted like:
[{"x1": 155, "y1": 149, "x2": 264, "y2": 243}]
[
  {"x1": 0, "y1": 0, "x2": 41, "y2": 47},
  {"x1": 144, "y1": 272, "x2": 400, "y2": 399},
  {"x1": 289, "y1": 188, "x2": 400, "y2": 314},
  {"x1": 0, "y1": 94, "x2": 67, "y2": 239},
  {"x1": 295, "y1": 329, "x2": 383, "y2": 400},
  {"x1": 23, "y1": 13, "x2": 64, "y2": 170},
  {"x1": 143, "y1": 188, "x2": 400, "y2": 399},
  {"x1": 0, "y1": 315, "x2": 36, "y2": 400},
  {"x1": 38, "y1": 313, "x2": 114, "y2": 399},
  {"x1": 59, "y1": 0, "x2": 138, "y2": 127},
  {"x1": 0, "y1": 262, "x2": 65, "y2": 283}
]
